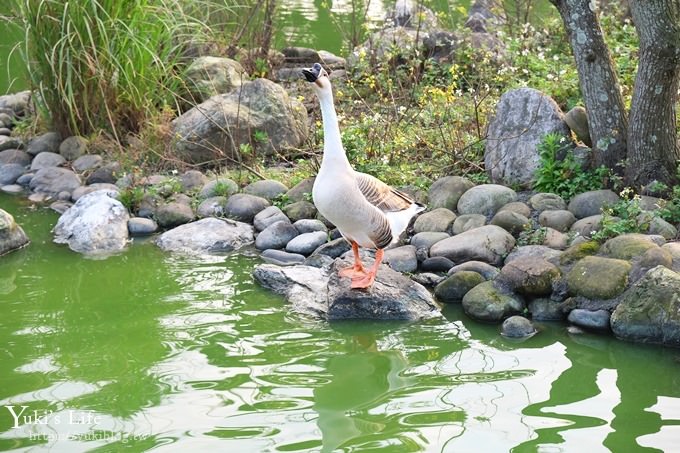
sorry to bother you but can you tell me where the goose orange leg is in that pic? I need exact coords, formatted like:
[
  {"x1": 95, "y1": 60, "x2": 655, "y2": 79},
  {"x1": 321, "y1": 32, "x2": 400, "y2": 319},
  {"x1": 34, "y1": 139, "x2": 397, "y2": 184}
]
[
  {"x1": 351, "y1": 249, "x2": 384, "y2": 289},
  {"x1": 338, "y1": 240, "x2": 366, "y2": 278}
]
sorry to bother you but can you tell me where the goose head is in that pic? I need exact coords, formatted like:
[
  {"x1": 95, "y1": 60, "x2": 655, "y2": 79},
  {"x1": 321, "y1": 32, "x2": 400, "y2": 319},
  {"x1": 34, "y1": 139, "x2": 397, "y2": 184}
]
[{"x1": 302, "y1": 63, "x2": 331, "y2": 95}]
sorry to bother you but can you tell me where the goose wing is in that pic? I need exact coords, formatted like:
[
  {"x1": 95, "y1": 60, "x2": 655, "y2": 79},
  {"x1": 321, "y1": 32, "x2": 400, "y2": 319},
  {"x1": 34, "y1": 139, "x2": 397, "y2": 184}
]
[{"x1": 355, "y1": 172, "x2": 416, "y2": 212}]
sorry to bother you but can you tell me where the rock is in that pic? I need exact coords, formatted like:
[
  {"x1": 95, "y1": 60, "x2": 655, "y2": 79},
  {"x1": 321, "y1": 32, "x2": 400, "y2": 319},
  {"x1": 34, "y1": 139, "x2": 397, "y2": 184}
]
[
  {"x1": 452, "y1": 214, "x2": 486, "y2": 234},
  {"x1": 252, "y1": 259, "x2": 439, "y2": 321},
  {"x1": 448, "y1": 260, "x2": 500, "y2": 280},
  {"x1": 501, "y1": 316, "x2": 536, "y2": 338},
  {"x1": 0, "y1": 163, "x2": 25, "y2": 185},
  {"x1": 568, "y1": 308, "x2": 610, "y2": 331},
  {"x1": 420, "y1": 256, "x2": 454, "y2": 272},
  {"x1": 304, "y1": 254, "x2": 335, "y2": 268},
  {"x1": 179, "y1": 170, "x2": 207, "y2": 192},
  {"x1": 564, "y1": 106, "x2": 591, "y2": 146},
  {"x1": 156, "y1": 217, "x2": 254, "y2": 254},
  {"x1": 647, "y1": 216, "x2": 677, "y2": 240},
  {"x1": 224, "y1": 193, "x2": 270, "y2": 222},
  {"x1": 255, "y1": 221, "x2": 299, "y2": 250},
  {"x1": 570, "y1": 214, "x2": 605, "y2": 238},
  {"x1": 254, "y1": 206, "x2": 290, "y2": 232},
  {"x1": 490, "y1": 210, "x2": 529, "y2": 236},
  {"x1": 410, "y1": 231, "x2": 449, "y2": 251},
  {"x1": 26, "y1": 132, "x2": 61, "y2": 156},
  {"x1": 0, "y1": 136, "x2": 22, "y2": 152},
  {"x1": 528, "y1": 298, "x2": 565, "y2": 321},
  {"x1": 430, "y1": 225, "x2": 515, "y2": 266},
  {"x1": 413, "y1": 208, "x2": 456, "y2": 233},
  {"x1": 29, "y1": 167, "x2": 81, "y2": 196},
  {"x1": 155, "y1": 202, "x2": 195, "y2": 228},
  {"x1": 567, "y1": 256, "x2": 631, "y2": 299},
  {"x1": 498, "y1": 201, "x2": 531, "y2": 218},
  {"x1": 1, "y1": 184, "x2": 24, "y2": 195},
  {"x1": 136, "y1": 193, "x2": 161, "y2": 218},
  {"x1": 383, "y1": 245, "x2": 418, "y2": 273},
  {"x1": 601, "y1": 233, "x2": 663, "y2": 260},
  {"x1": 611, "y1": 266, "x2": 680, "y2": 346},
  {"x1": 197, "y1": 196, "x2": 227, "y2": 218},
  {"x1": 185, "y1": 56, "x2": 248, "y2": 102},
  {"x1": 281, "y1": 47, "x2": 321, "y2": 64},
  {"x1": 128, "y1": 217, "x2": 158, "y2": 236},
  {"x1": 423, "y1": 30, "x2": 460, "y2": 63},
  {"x1": 505, "y1": 245, "x2": 562, "y2": 264},
  {"x1": 318, "y1": 50, "x2": 346, "y2": 68},
  {"x1": 16, "y1": 174, "x2": 33, "y2": 186},
  {"x1": 568, "y1": 189, "x2": 620, "y2": 219},
  {"x1": 485, "y1": 88, "x2": 572, "y2": 188},
  {"x1": 351, "y1": 27, "x2": 430, "y2": 66},
  {"x1": 49, "y1": 201, "x2": 72, "y2": 214},
  {"x1": 313, "y1": 237, "x2": 351, "y2": 258},
  {"x1": 28, "y1": 192, "x2": 51, "y2": 203},
  {"x1": 293, "y1": 218, "x2": 327, "y2": 234},
  {"x1": 285, "y1": 177, "x2": 315, "y2": 202},
  {"x1": 0, "y1": 91, "x2": 30, "y2": 116},
  {"x1": 0, "y1": 149, "x2": 31, "y2": 166},
  {"x1": 427, "y1": 176, "x2": 474, "y2": 211},
  {"x1": 283, "y1": 200, "x2": 317, "y2": 223},
  {"x1": 53, "y1": 190, "x2": 129, "y2": 255},
  {"x1": 434, "y1": 270, "x2": 485, "y2": 303},
  {"x1": 529, "y1": 192, "x2": 567, "y2": 212},
  {"x1": 261, "y1": 249, "x2": 306, "y2": 266},
  {"x1": 539, "y1": 209, "x2": 577, "y2": 232},
  {"x1": 72, "y1": 183, "x2": 119, "y2": 201},
  {"x1": 457, "y1": 184, "x2": 517, "y2": 216},
  {"x1": 72, "y1": 154, "x2": 103, "y2": 172},
  {"x1": 199, "y1": 178, "x2": 238, "y2": 199},
  {"x1": 542, "y1": 227, "x2": 569, "y2": 249},
  {"x1": 0, "y1": 208, "x2": 30, "y2": 255},
  {"x1": 462, "y1": 281, "x2": 524, "y2": 323},
  {"x1": 30, "y1": 151, "x2": 65, "y2": 171},
  {"x1": 662, "y1": 242, "x2": 680, "y2": 272},
  {"x1": 559, "y1": 241, "x2": 600, "y2": 265},
  {"x1": 386, "y1": 0, "x2": 439, "y2": 30},
  {"x1": 86, "y1": 162, "x2": 120, "y2": 184},
  {"x1": 500, "y1": 257, "x2": 561, "y2": 296},
  {"x1": 286, "y1": 231, "x2": 328, "y2": 256},
  {"x1": 172, "y1": 78, "x2": 308, "y2": 164},
  {"x1": 243, "y1": 179, "x2": 288, "y2": 201},
  {"x1": 59, "y1": 136, "x2": 88, "y2": 160}
]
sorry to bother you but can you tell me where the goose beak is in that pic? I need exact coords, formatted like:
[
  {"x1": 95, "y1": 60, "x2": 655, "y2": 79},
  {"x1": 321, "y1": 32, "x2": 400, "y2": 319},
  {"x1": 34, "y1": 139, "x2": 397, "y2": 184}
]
[{"x1": 301, "y1": 63, "x2": 322, "y2": 82}]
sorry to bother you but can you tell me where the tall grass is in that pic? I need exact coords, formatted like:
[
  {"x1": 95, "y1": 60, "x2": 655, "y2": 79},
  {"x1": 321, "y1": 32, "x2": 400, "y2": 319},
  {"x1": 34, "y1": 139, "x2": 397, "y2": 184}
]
[{"x1": 11, "y1": 0, "x2": 209, "y2": 140}]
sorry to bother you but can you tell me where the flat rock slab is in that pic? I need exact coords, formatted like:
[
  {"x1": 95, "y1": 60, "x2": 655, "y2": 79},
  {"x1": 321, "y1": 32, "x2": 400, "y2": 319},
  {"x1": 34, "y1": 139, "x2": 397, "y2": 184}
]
[
  {"x1": 156, "y1": 217, "x2": 254, "y2": 254},
  {"x1": 252, "y1": 259, "x2": 440, "y2": 321}
]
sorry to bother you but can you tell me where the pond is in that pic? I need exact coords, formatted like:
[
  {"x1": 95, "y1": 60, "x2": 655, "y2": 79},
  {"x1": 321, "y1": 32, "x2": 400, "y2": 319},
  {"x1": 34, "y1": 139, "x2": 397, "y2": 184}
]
[{"x1": 1, "y1": 193, "x2": 680, "y2": 452}]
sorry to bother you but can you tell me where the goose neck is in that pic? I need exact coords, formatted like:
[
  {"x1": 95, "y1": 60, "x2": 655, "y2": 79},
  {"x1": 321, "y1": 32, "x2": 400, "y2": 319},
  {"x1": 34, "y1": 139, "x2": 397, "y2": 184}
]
[{"x1": 318, "y1": 91, "x2": 344, "y2": 159}]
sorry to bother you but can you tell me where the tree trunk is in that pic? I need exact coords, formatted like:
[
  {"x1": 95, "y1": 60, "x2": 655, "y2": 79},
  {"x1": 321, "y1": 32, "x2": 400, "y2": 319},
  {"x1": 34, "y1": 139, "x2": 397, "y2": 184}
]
[
  {"x1": 549, "y1": 0, "x2": 629, "y2": 171},
  {"x1": 626, "y1": 0, "x2": 680, "y2": 188}
]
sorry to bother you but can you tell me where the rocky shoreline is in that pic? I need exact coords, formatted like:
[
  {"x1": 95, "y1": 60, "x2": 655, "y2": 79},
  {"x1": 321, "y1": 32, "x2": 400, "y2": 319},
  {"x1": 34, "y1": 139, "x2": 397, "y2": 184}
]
[{"x1": 1, "y1": 0, "x2": 680, "y2": 348}]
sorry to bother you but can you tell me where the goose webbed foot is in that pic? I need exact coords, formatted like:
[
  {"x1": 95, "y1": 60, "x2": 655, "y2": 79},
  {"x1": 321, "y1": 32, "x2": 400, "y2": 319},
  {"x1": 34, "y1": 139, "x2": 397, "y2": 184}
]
[
  {"x1": 350, "y1": 271, "x2": 377, "y2": 289},
  {"x1": 339, "y1": 264, "x2": 367, "y2": 278}
]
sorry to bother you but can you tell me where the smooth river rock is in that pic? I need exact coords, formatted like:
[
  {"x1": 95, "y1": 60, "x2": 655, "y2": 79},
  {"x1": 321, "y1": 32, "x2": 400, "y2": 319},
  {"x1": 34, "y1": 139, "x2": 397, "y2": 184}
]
[
  {"x1": 430, "y1": 225, "x2": 516, "y2": 266},
  {"x1": 0, "y1": 208, "x2": 30, "y2": 255},
  {"x1": 156, "y1": 217, "x2": 254, "y2": 254}
]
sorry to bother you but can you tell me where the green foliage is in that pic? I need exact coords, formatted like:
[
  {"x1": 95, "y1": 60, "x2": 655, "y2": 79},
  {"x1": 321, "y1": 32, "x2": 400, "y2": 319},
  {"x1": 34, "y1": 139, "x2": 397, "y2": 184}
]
[
  {"x1": 117, "y1": 186, "x2": 145, "y2": 213},
  {"x1": 534, "y1": 133, "x2": 610, "y2": 200},
  {"x1": 591, "y1": 190, "x2": 648, "y2": 242},
  {"x1": 517, "y1": 226, "x2": 548, "y2": 247},
  {"x1": 272, "y1": 193, "x2": 290, "y2": 209}
]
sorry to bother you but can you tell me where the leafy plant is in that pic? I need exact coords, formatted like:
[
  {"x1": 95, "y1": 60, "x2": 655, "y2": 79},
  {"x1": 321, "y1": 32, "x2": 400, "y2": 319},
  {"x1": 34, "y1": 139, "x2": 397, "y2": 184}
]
[
  {"x1": 272, "y1": 193, "x2": 290, "y2": 209},
  {"x1": 591, "y1": 190, "x2": 649, "y2": 242},
  {"x1": 117, "y1": 186, "x2": 146, "y2": 213}
]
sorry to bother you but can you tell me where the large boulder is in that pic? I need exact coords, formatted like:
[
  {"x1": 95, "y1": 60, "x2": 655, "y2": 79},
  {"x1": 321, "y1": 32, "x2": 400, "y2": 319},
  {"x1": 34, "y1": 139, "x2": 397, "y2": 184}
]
[
  {"x1": 430, "y1": 225, "x2": 516, "y2": 266},
  {"x1": 0, "y1": 209, "x2": 29, "y2": 255},
  {"x1": 252, "y1": 258, "x2": 439, "y2": 321},
  {"x1": 29, "y1": 167, "x2": 81, "y2": 196},
  {"x1": 156, "y1": 217, "x2": 254, "y2": 254},
  {"x1": 566, "y1": 256, "x2": 631, "y2": 300},
  {"x1": 611, "y1": 266, "x2": 680, "y2": 346},
  {"x1": 485, "y1": 88, "x2": 572, "y2": 188},
  {"x1": 185, "y1": 56, "x2": 248, "y2": 102},
  {"x1": 172, "y1": 78, "x2": 308, "y2": 164},
  {"x1": 53, "y1": 190, "x2": 129, "y2": 256},
  {"x1": 568, "y1": 189, "x2": 620, "y2": 219}
]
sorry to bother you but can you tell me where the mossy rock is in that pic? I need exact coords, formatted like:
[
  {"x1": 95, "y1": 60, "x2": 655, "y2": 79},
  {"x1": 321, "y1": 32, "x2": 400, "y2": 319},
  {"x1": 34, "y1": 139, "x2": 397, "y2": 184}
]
[
  {"x1": 500, "y1": 257, "x2": 561, "y2": 296},
  {"x1": 462, "y1": 280, "x2": 525, "y2": 323},
  {"x1": 601, "y1": 234, "x2": 663, "y2": 260},
  {"x1": 434, "y1": 271, "x2": 485, "y2": 304},
  {"x1": 560, "y1": 241, "x2": 600, "y2": 265},
  {"x1": 283, "y1": 200, "x2": 317, "y2": 223},
  {"x1": 567, "y1": 256, "x2": 631, "y2": 300}
]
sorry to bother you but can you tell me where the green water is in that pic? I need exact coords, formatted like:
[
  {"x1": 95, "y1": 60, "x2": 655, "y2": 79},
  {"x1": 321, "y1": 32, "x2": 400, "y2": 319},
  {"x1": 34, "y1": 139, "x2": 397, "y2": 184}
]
[{"x1": 1, "y1": 194, "x2": 680, "y2": 452}]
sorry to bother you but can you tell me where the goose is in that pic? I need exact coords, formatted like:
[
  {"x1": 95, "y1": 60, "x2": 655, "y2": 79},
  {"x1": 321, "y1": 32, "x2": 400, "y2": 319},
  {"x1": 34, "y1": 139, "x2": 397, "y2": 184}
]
[{"x1": 302, "y1": 63, "x2": 425, "y2": 289}]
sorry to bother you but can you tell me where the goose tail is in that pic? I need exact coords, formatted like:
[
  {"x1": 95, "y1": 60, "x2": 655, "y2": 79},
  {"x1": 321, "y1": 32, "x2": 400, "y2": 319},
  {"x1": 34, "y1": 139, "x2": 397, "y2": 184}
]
[{"x1": 385, "y1": 202, "x2": 426, "y2": 244}]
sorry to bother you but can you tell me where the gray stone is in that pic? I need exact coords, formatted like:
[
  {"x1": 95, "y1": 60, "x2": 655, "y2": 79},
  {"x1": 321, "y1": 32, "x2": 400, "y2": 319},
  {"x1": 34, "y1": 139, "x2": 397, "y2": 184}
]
[
  {"x1": 137, "y1": 193, "x2": 160, "y2": 219},
  {"x1": 243, "y1": 179, "x2": 288, "y2": 201},
  {"x1": 457, "y1": 184, "x2": 517, "y2": 217},
  {"x1": 30, "y1": 151, "x2": 65, "y2": 171},
  {"x1": 312, "y1": 237, "x2": 351, "y2": 258},
  {"x1": 661, "y1": 242, "x2": 680, "y2": 272},
  {"x1": 26, "y1": 132, "x2": 61, "y2": 156},
  {"x1": 128, "y1": 217, "x2": 158, "y2": 236},
  {"x1": 539, "y1": 209, "x2": 577, "y2": 232},
  {"x1": 285, "y1": 177, "x2": 315, "y2": 203},
  {"x1": 0, "y1": 128, "x2": 10, "y2": 136},
  {"x1": 427, "y1": 176, "x2": 474, "y2": 211},
  {"x1": 256, "y1": 221, "x2": 299, "y2": 250},
  {"x1": 570, "y1": 214, "x2": 605, "y2": 238},
  {"x1": 501, "y1": 316, "x2": 537, "y2": 338},
  {"x1": 529, "y1": 192, "x2": 567, "y2": 212},
  {"x1": 286, "y1": 231, "x2": 328, "y2": 256},
  {"x1": 0, "y1": 91, "x2": 30, "y2": 116},
  {"x1": 0, "y1": 136, "x2": 22, "y2": 151},
  {"x1": 567, "y1": 256, "x2": 631, "y2": 300},
  {"x1": 500, "y1": 257, "x2": 561, "y2": 296},
  {"x1": 504, "y1": 245, "x2": 563, "y2": 265},
  {"x1": 225, "y1": 193, "x2": 270, "y2": 222},
  {"x1": 72, "y1": 183, "x2": 119, "y2": 201},
  {"x1": 434, "y1": 270, "x2": 485, "y2": 303},
  {"x1": 15, "y1": 173, "x2": 33, "y2": 186},
  {"x1": 59, "y1": 136, "x2": 88, "y2": 160},
  {"x1": 0, "y1": 149, "x2": 31, "y2": 166},
  {"x1": 199, "y1": 178, "x2": 238, "y2": 199},
  {"x1": 430, "y1": 225, "x2": 516, "y2": 266},
  {"x1": 542, "y1": 227, "x2": 569, "y2": 250},
  {"x1": 252, "y1": 259, "x2": 439, "y2": 321},
  {"x1": 293, "y1": 218, "x2": 327, "y2": 234},
  {"x1": 0, "y1": 163, "x2": 25, "y2": 185},
  {"x1": 53, "y1": 190, "x2": 129, "y2": 256},
  {"x1": 411, "y1": 272, "x2": 446, "y2": 287},
  {"x1": 384, "y1": 245, "x2": 418, "y2": 273},
  {"x1": 452, "y1": 214, "x2": 486, "y2": 234},
  {"x1": 1, "y1": 184, "x2": 24, "y2": 195},
  {"x1": 462, "y1": 281, "x2": 525, "y2": 323},
  {"x1": 485, "y1": 88, "x2": 572, "y2": 188},
  {"x1": 410, "y1": 231, "x2": 449, "y2": 251},
  {"x1": 185, "y1": 56, "x2": 248, "y2": 102},
  {"x1": 49, "y1": 201, "x2": 73, "y2": 214},
  {"x1": 303, "y1": 253, "x2": 335, "y2": 268},
  {"x1": 179, "y1": 170, "x2": 207, "y2": 192},
  {"x1": 564, "y1": 106, "x2": 591, "y2": 146},
  {"x1": 197, "y1": 196, "x2": 227, "y2": 218},
  {"x1": 254, "y1": 206, "x2": 290, "y2": 232},
  {"x1": 0, "y1": 208, "x2": 30, "y2": 255},
  {"x1": 601, "y1": 233, "x2": 663, "y2": 260},
  {"x1": 281, "y1": 47, "x2": 321, "y2": 64},
  {"x1": 283, "y1": 200, "x2": 317, "y2": 223},
  {"x1": 568, "y1": 309, "x2": 610, "y2": 331},
  {"x1": 413, "y1": 208, "x2": 456, "y2": 233},
  {"x1": 647, "y1": 216, "x2": 677, "y2": 240},
  {"x1": 498, "y1": 201, "x2": 531, "y2": 218},
  {"x1": 261, "y1": 249, "x2": 306, "y2": 266},
  {"x1": 490, "y1": 210, "x2": 530, "y2": 236},
  {"x1": 386, "y1": 0, "x2": 439, "y2": 30},
  {"x1": 568, "y1": 189, "x2": 620, "y2": 219},
  {"x1": 528, "y1": 298, "x2": 565, "y2": 321},
  {"x1": 156, "y1": 217, "x2": 254, "y2": 254},
  {"x1": 448, "y1": 260, "x2": 500, "y2": 280},
  {"x1": 155, "y1": 202, "x2": 195, "y2": 228},
  {"x1": 29, "y1": 167, "x2": 81, "y2": 196},
  {"x1": 172, "y1": 78, "x2": 308, "y2": 163},
  {"x1": 611, "y1": 266, "x2": 680, "y2": 346},
  {"x1": 86, "y1": 162, "x2": 121, "y2": 184},
  {"x1": 420, "y1": 256, "x2": 455, "y2": 272},
  {"x1": 72, "y1": 154, "x2": 103, "y2": 172}
]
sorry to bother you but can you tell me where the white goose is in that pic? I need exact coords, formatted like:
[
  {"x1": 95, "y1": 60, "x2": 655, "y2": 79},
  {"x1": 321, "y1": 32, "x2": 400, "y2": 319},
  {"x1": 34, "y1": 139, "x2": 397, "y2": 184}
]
[{"x1": 302, "y1": 63, "x2": 425, "y2": 289}]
